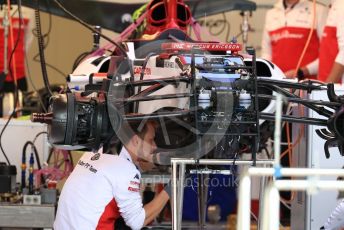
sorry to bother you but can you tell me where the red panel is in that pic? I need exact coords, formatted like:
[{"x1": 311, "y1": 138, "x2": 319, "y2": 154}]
[{"x1": 161, "y1": 42, "x2": 242, "y2": 52}]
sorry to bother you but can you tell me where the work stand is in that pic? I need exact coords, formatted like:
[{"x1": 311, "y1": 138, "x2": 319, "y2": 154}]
[{"x1": 170, "y1": 158, "x2": 274, "y2": 230}]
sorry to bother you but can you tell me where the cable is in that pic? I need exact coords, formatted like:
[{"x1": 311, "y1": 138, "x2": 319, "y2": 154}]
[
  {"x1": 279, "y1": 93, "x2": 308, "y2": 203},
  {"x1": 33, "y1": 54, "x2": 67, "y2": 78},
  {"x1": 280, "y1": 109, "x2": 305, "y2": 159},
  {"x1": 22, "y1": 141, "x2": 42, "y2": 170},
  {"x1": 25, "y1": 1, "x2": 51, "y2": 112},
  {"x1": 31, "y1": 0, "x2": 52, "y2": 37},
  {"x1": 31, "y1": 0, "x2": 67, "y2": 79},
  {"x1": 34, "y1": 58, "x2": 67, "y2": 78},
  {"x1": 189, "y1": 0, "x2": 201, "y2": 36},
  {"x1": 263, "y1": 147, "x2": 271, "y2": 159},
  {"x1": 51, "y1": 0, "x2": 136, "y2": 80},
  {"x1": 35, "y1": 0, "x2": 53, "y2": 96},
  {"x1": 25, "y1": 49, "x2": 47, "y2": 113},
  {"x1": 280, "y1": 199, "x2": 291, "y2": 210},
  {"x1": 7, "y1": 0, "x2": 18, "y2": 84},
  {"x1": 293, "y1": 0, "x2": 316, "y2": 76},
  {"x1": 231, "y1": 151, "x2": 238, "y2": 178},
  {"x1": 32, "y1": 2, "x2": 67, "y2": 79},
  {"x1": 224, "y1": 13, "x2": 231, "y2": 43},
  {"x1": 0, "y1": 0, "x2": 23, "y2": 165},
  {"x1": 280, "y1": 121, "x2": 296, "y2": 204},
  {"x1": 22, "y1": 140, "x2": 45, "y2": 191},
  {"x1": 250, "y1": 210, "x2": 258, "y2": 226},
  {"x1": 33, "y1": 131, "x2": 47, "y2": 144},
  {"x1": 134, "y1": 52, "x2": 157, "y2": 112},
  {"x1": 52, "y1": 0, "x2": 128, "y2": 57},
  {"x1": 72, "y1": 51, "x2": 91, "y2": 71},
  {"x1": 208, "y1": 13, "x2": 228, "y2": 37}
]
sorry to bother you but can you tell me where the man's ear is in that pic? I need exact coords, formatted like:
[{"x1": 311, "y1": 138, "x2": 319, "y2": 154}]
[{"x1": 131, "y1": 134, "x2": 140, "y2": 147}]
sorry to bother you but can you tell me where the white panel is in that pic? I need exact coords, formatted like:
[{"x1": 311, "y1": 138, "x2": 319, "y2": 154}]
[
  {"x1": 0, "y1": 204, "x2": 55, "y2": 228},
  {"x1": 0, "y1": 119, "x2": 49, "y2": 183},
  {"x1": 308, "y1": 87, "x2": 344, "y2": 230},
  {"x1": 291, "y1": 85, "x2": 344, "y2": 230}
]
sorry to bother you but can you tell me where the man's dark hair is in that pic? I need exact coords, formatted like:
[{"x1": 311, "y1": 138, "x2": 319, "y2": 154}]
[{"x1": 119, "y1": 120, "x2": 157, "y2": 145}]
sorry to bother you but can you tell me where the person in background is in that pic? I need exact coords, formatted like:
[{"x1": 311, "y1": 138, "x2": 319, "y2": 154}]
[
  {"x1": 54, "y1": 121, "x2": 171, "y2": 230},
  {"x1": 320, "y1": 168, "x2": 344, "y2": 230},
  {"x1": 261, "y1": 0, "x2": 328, "y2": 79},
  {"x1": 318, "y1": 0, "x2": 344, "y2": 83},
  {"x1": 321, "y1": 199, "x2": 344, "y2": 230},
  {"x1": 261, "y1": 0, "x2": 328, "y2": 221},
  {"x1": 0, "y1": 5, "x2": 34, "y2": 116}
]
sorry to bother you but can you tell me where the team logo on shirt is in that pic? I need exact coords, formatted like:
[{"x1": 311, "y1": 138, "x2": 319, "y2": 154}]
[
  {"x1": 128, "y1": 180, "x2": 140, "y2": 192},
  {"x1": 134, "y1": 173, "x2": 140, "y2": 180},
  {"x1": 91, "y1": 153, "x2": 100, "y2": 161},
  {"x1": 128, "y1": 174, "x2": 141, "y2": 192},
  {"x1": 130, "y1": 181, "x2": 140, "y2": 186},
  {"x1": 270, "y1": 30, "x2": 304, "y2": 43},
  {"x1": 128, "y1": 187, "x2": 140, "y2": 192}
]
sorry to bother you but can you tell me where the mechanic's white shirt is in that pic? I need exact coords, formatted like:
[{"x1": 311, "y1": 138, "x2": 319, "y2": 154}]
[
  {"x1": 319, "y1": 0, "x2": 344, "y2": 82},
  {"x1": 261, "y1": 0, "x2": 328, "y2": 76},
  {"x1": 324, "y1": 199, "x2": 344, "y2": 230},
  {"x1": 54, "y1": 148, "x2": 145, "y2": 230}
]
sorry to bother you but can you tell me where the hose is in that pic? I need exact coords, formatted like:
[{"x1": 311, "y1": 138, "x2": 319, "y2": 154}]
[{"x1": 35, "y1": 0, "x2": 53, "y2": 96}]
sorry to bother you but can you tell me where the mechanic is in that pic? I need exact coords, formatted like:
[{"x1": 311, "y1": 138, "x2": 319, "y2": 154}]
[
  {"x1": 261, "y1": 0, "x2": 328, "y2": 79},
  {"x1": 0, "y1": 6, "x2": 35, "y2": 116},
  {"x1": 318, "y1": 0, "x2": 344, "y2": 83},
  {"x1": 54, "y1": 121, "x2": 171, "y2": 230},
  {"x1": 322, "y1": 199, "x2": 344, "y2": 230},
  {"x1": 320, "y1": 169, "x2": 344, "y2": 230}
]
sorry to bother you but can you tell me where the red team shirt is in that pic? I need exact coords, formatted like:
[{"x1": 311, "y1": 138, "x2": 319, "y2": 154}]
[
  {"x1": 0, "y1": 18, "x2": 29, "y2": 82},
  {"x1": 261, "y1": 0, "x2": 328, "y2": 78},
  {"x1": 319, "y1": 0, "x2": 344, "y2": 82},
  {"x1": 54, "y1": 148, "x2": 145, "y2": 230}
]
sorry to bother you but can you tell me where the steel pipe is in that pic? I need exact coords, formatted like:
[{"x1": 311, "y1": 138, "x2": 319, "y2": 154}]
[
  {"x1": 247, "y1": 167, "x2": 344, "y2": 177},
  {"x1": 171, "y1": 158, "x2": 274, "y2": 166}
]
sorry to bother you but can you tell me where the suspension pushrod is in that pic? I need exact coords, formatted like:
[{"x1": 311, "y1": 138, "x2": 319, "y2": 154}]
[
  {"x1": 260, "y1": 113, "x2": 328, "y2": 126},
  {"x1": 255, "y1": 94, "x2": 341, "y2": 107}
]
